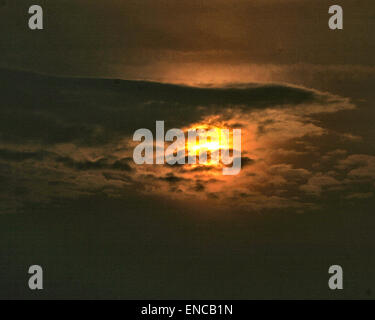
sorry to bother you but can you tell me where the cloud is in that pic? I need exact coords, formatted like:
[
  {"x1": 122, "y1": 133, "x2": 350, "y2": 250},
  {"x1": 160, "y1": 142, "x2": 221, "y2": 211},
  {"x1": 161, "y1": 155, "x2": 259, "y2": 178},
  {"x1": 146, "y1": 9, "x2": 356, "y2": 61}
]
[
  {"x1": 0, "y1": 149, "x2": 47, "y2": 161},
  {"x1": 159, "y1": 173, "x2": 188, "y2": 184},
  {"x1": 55, "y1": 156, "x2": 133, "y2": 172},
  {"x1": 0, "y1": 68, "x2": 324, "y2": 146},
  {"x1": 0, "y1": 68, "x2": 373, "y2": 213},
  {"x1": 321, "y1": 149, "x2": 348, "y2": 161},
  {"x1": 338, "y1": 154, "x2": 375, "y2": 179},
  {"x1": 346, "y1": 192, "x2": 374, "y2": 200},
  {"x1": 300, "y1": 173, "x2": 341, "y2": 195}
]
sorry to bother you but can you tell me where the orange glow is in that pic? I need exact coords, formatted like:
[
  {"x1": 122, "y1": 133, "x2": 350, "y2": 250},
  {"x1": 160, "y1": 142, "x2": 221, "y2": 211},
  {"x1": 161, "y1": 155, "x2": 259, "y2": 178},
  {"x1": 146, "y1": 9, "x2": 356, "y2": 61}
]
[{"x1": 184, "y1": 125, "x2": 233, "y2": 166}]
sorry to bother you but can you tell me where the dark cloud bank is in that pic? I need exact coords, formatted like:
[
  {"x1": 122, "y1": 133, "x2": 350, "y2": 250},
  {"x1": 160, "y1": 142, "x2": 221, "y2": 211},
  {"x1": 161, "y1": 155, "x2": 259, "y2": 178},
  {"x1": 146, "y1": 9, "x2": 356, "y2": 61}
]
[{"x1": 0, "y1": 68, "x2": 318, "y2": 145}]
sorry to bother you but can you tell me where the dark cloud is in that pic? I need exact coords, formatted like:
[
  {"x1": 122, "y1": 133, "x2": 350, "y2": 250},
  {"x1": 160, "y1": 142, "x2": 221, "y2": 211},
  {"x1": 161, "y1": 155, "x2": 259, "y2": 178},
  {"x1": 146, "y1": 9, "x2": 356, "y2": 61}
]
[
  {"x1": 0, "y1": 68, "x2": 335, "y2": 147},
  {"x1": 102, "y1": 172, "x2": 132, "y2": 183},
  {"x1": 240, "y1": 156, "x2": 255, "y2": 168},
  {"x1": 0, "y1": 148, "x2": 47, "y2": 162},
  {"x1": 55, "y1": 156, "x2": 132, "y2": 172},
  {"x1": 159, "y1": 173, "x2": 188, "y2": 184},
  {"x1": 194, "y1": 182, "x2": 205, "y2": 192}
]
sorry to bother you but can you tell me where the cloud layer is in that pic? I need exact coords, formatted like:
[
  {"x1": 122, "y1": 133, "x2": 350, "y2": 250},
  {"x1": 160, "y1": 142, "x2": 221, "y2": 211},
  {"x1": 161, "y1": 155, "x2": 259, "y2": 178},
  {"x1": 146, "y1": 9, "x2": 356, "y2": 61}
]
[{"x1": 0, "y1": 68, "x2": 373, "y2": 214}]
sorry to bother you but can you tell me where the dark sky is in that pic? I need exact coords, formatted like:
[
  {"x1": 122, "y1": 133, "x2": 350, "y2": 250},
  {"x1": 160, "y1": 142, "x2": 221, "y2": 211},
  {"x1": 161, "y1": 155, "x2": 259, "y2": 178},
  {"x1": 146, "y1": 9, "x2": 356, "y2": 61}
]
[
  {"x1": 1, "y1": 0, "x2": 374, "y2": 79},
  {"x1": 0, "y1": 0, "x2": 374, "y2": 299}
]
